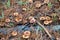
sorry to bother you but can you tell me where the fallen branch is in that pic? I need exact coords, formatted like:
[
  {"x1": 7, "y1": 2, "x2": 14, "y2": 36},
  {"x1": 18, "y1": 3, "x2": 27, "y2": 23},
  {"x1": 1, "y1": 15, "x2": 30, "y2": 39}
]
[{"x1": 36, "y1": 20, "x2": 56, "y2": 40}]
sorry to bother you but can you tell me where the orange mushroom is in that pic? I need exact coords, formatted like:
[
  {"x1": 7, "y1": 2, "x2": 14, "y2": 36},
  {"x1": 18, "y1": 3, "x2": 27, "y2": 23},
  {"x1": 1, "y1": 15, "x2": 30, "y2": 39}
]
[
  {"x1": 45, "y1": 16, "x2": 51, "y2": 21},
  {"x1": 29, "y1": 16, "x2": 36, "y2": 23},
  {"x1": 11, "y1": 31, "x2": 17, "y2": 36},
  {"x1": 5, "y1": 18, "x2": 10, "y2": 22},
  {"x1": 35, "y1": 1, "x2": 41, "y2": 8},
  {"x1": 40, "y1": 16, "x2": 46, "y2": 20},
  {"x1": 22, "y1": 31, "x2": 31, "y2": 38},
  {"x1": 22, "y1": 8, "x2": 27, "y2": 11},
  {"x1": 22, "y1": 35, "x2": 30, "y2": 38},
  {"x1": 24, "y1": 31, "x2": 31, "y2": 36},
  {"x1": 44, "y1": 21, "x2": 50, "y2": 25},
  {"x1": 15, "y1": 17, "x2": 22, "y2": 22},
  {"x1": 13, "y1": 12, "x2": 19, "y2": 16},
  {"x1": 15, "y1": 14, "x2": 22, "y2": 22}
]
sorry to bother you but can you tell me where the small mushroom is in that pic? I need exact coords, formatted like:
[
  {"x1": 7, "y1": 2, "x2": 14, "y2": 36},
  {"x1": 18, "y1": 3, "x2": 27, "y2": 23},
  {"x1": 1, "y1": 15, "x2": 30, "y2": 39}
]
[
  {"x1": 40, "y1": 16, "x2": 46, "y2": 20},
  {"x1": 22, "y1": 8, "x2": 27, "y2": 11},
  {"x1": 22, "y1": 35, "x2": 30, "y2": 39},
  {"x1": 15, "y1": 17, "x2": 22, "y2": 22},
  {"x1": 44, "y1": 20, "x2": 50, "y2": 25},
  {"x1": 11, "y1": 31, "x2": 18, "y2": 36},
  {"x1": 35, "y1": 1, "x2": 41, "y2": 8},
  {"x1": 45, "y1": 16, "x2": 51, "y2": 20},
  {"x1": 24, "y1": 31, "x2": 31, "y2": 36},
  {"x1": 22, "y1": 31, "x2": 31, "y2": 38},
  {"x1": 29, "y1": 16, "x2": 36, "y2": 23},
  {"x1": 15, "y1": 15, "x2": 22, "y2": 22},
  {"x1": 13, "y1": 12, "x2": 19, "y2": 16},
  {"x1": 5, "y1": 18, "x2": 10, "y2": 22}
]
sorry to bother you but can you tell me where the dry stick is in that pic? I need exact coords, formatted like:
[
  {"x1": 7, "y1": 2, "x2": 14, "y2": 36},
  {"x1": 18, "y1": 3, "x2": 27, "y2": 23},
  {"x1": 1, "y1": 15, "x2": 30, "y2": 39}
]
[{"x1": 36, "y1": 20, "x2": 52, "y2": 38}]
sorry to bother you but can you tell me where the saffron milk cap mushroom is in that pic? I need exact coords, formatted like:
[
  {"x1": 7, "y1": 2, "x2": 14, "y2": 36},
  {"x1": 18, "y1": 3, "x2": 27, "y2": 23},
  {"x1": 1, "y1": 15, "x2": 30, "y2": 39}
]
[
  {"x1": 45, "y1": 16, "x2": 51, "y2": 20},
  {"x1": 35, "y1": 1, "x2": 41, "y2": 8},
  {"x1": 44, "y1": 20, "x2": 50, "y2": 25},
  {"x1": 40, "y1": 16, "x2": 46, "y2": 20},
  {"x1": 5, "y1": 18, "x2": 10, "y2": 22},
  {"x1": 11, "y1": 31, "x2": 18, "y2": 36},
  {"x1": 29, "y1": 16, "x2": 36, "y2": 23},
  {"x1": 22, "y1": 31, "x2": 31, "y2": 38},
  {"x1": 13, "y1": 12, "x2": 19, "y2": 16}
]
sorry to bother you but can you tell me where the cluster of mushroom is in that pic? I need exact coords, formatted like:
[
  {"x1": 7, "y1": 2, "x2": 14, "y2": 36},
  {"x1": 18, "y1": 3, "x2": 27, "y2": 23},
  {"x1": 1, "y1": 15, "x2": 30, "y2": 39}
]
[{"x1": 40, "y1": 16, "x2": 52, "y2": 25}]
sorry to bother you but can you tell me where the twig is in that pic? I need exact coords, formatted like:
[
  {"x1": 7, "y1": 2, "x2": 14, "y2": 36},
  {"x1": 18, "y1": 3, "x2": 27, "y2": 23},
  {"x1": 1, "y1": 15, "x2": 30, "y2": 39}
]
[{"x1": 36, "y1": 20, "x2": 56, "y2": 40}]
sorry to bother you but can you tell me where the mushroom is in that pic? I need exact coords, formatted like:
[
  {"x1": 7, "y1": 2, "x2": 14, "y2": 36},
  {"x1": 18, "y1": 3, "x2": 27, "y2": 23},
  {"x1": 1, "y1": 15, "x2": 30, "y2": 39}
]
[
  {"x1": 22, "y1": 35, "x2": 30, "y2": 39},
  {"x1": 11, "y1": 31, "x2": 18, "y2": 36},
  {"x1": 15, "y1": 17, "x2": 22, "y2": 22},
  {"x1": 5, "y1": 18, "x2": 10, "y2": 22},
  {"x1": 22, "y1": 31, "x2": 31, "y2": 38},
  {"x1": 29, "y1": 16, "x2": 36, "y2": 23},
  {"x1": 44, "y1": 20, "x2": 50, "y2": 25},
  {"x1": 45, "y1": 16, "x2": 51, "y2": 21},
  {"x1": 34, "y1": 1, "x2": 42, "y2": 8},
  {"x1": 15, "y1": 14, "x2": 22, "y2": 22},
  {"x1": 22, "y1": 8, "x2": 27, "y2": 11},
  {"x1": 40, "y1": 16, "x2": 46, "y2": 20},
  {"x1": 13, "y1": 12, "x2": 19, "y2": 16},
  {"x1": 24, "y1": 31, "x2": 31, "y2": 36}
]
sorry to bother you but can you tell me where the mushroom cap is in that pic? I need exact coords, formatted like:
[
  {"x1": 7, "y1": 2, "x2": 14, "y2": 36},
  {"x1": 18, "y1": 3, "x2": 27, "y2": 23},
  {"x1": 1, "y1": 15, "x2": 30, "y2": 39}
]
[
  {"x1": 40, "y1": 16, "x2": 46, "y2": 20},
  {"x1": 34, "y1": 1, "x2": 41, "y2": 8},
  {"x1": 24, "y1": 31, "x2": 31, "y2": 36},
  {"x1": 15, "y1": 17, "x2": 22, "y2": 22},
  {"x1": 22, "y1": 35, "x2": 30, "y2": 38},
  {"x1": 44, "y1": 21, "x2": 50, "y2": 25},
  {"x1": 22, "y1": 31, "x2": 31, "y2": 38},
  {"x1": 5, "y1": 18, "x2": 10, "y2": 22},
  {"x1": 13, "y1": 12, "x2": 19, "y2": 16},
  {"x1": 29, "y1": 16, "x2": 36, "y2": 23},
  {"x1": 45, "y1": 16, "x2": 51, "y2": 20},
  {"x1": 11, "y1": 31, "x2": 17, "y2": 36},
  {"x1": 22, "y1": 8, "x2": 27, "y2": 11}
]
